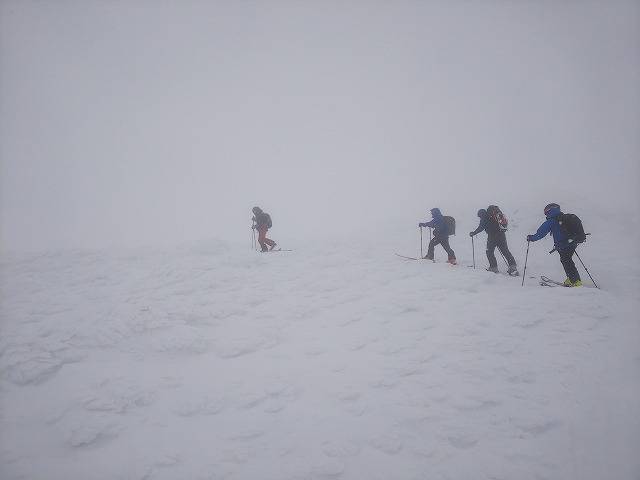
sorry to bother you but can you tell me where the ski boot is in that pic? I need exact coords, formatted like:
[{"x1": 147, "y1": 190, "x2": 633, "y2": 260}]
[
  {"x1": 423, "y1": 255, "x2": 434, "y2": 261},
  {"x1": 507, "y1": 264, "x2": 519, "y2": 276},
  {"x1": 269, "y1": 243, "x2": 278, "y2": 251},
  {"x1": 447, "y1": 257, "x2": 457, "y2": 265},
  {"x1": 486, "y1": 266, "x2": 499, "y2": 273}
]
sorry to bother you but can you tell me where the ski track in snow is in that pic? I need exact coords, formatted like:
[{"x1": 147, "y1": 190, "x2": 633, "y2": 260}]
[{"x1": 1, "y1": 237, "x2": 639, "y2": 480}]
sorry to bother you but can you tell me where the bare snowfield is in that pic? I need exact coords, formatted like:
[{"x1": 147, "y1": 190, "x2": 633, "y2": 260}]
[{"x1": 1, "y1": 221, "x2": 639, "y2": 480}]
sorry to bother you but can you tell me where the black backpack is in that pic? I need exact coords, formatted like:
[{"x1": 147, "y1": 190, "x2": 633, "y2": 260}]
[
  {"x1": 486, "y1": 205, "x2": 508, "y2": 232},
  {"x1": 265, "y1": 213, "x2": 272, "y2": 229},
  {"x1": 443, "y1": 216, "x2": 456, "y2": 235},
  {"x1": 558, "y1": 213, "x2": 586, "y2": 243}
]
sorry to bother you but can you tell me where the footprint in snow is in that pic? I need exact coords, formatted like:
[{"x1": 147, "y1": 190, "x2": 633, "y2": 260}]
[
  {"x1": 518, "y1": 419, "x2": 563, "y2": 436},
  {"x1": 322, "y1": 440, "x2": 361, "y2": 458},
  {"x1": 453, "y1": 398, "x2": 501, "y2": 412},
  {"x1": 447, "y1": 435, "x2": 478, "y2": 450},
  {"x1": 312, "y1": 460, "x2": 345, "y2": 478},
  {"x1": 213, "y1": 338, "x2": 265, "y2": 359},
  {"x1": 517, "y1": 317, "x2": 545, "y2": 329},
  {"x1": 172, "y1": 396, "x2": 225, "y2": 417},
  {"x1": 67, "y1": 422, "x2": 122, "y2": 448},
  {"x1": 369, "y1": 434, "x2": 403, "y2": 455}
]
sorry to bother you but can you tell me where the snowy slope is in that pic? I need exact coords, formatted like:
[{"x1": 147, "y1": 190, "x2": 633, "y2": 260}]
[{"x1": 1, "y1": 215, "x2": 639, "y2": 480}]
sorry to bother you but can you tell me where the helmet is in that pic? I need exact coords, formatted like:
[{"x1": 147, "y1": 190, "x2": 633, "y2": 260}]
[
  {"x1": 544, "y1": 203, "x2": 560, "y2": 215},
  {"x1": 477, "y1": 209, "x2": 486, "y2": 218}
]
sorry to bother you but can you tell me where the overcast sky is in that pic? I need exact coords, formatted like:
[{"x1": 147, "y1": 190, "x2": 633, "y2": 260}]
[{"x1": 1, "y1": 1, "x2": 638, "y2": 250}]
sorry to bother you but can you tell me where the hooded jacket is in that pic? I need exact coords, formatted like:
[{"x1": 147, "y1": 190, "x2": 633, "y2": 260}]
[
  {"x1": 252, "y1": 207, "x2": 271, "y2": 229},
  {"x1": 528, "y1": 206, "x2": 570, "y2": 250},
  {"x1": 471, "y1": 209, "x2": 502, "y2": 237},
  {"x1": 421, "y1": 208, "x2": 449, "y2": 237}
]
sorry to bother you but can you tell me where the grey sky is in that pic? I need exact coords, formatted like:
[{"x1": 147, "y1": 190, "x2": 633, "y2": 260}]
[{"x1": 1, "y1": 1, "x2": 638, "y2": 250}]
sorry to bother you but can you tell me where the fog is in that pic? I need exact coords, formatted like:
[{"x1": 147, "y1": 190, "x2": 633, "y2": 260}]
[{"x1": 1, "y1": 1, "x2": 638, "y2": 251}]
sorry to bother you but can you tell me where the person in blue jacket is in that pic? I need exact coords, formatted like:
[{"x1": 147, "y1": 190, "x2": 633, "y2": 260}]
[
  {"x1": 526, "y1": 203, "x2": 582, "y2": 287},
  {"x1": 419, "y1": 208, "x2": 456, "y2": 264}
]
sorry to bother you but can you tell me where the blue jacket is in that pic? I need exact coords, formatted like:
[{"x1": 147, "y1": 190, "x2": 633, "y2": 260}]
[
  {"x1": 420, "y1": 208, "x2": 448, "y2": 237},
  {"x1": 528, "y1": 206, "x2": 570, "y2": 251}
]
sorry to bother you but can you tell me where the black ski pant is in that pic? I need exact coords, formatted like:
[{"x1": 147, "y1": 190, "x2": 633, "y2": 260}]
[
  {"x1": 559, "y1": 245, "x2": 581, "y2": 283},
  {"x1": 425, "y1": 235, "x2": 455, "y2": 260},
  {"x1": 486, "y1": 232, "x2": 516, "y2": 268}
]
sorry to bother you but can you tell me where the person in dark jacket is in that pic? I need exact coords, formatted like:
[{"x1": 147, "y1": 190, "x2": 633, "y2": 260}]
[
  {"x1": 419, "y1": 208, "x2": 456, "y2": 264},
  {"x1": 526, "y1": 203, "x2": 582, "y2": 287},
  {"x1": 470, "y1": 208, "x2": 518, "y2": 275},
  {"x1": 252, "y1": 206, "x2": 277, "y2": 252}
]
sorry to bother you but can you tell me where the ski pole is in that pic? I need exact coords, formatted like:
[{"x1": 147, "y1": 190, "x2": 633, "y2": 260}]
[
  {"x1": 499, "y1": 249, "x2": 509, "y2": 267},
  {"x1": 420, "y1": 226, "x2": 423, "y2": 259},
  {"x1": 574, "y1": 250, "x2": 599, "y2": 289},
  {"x1": 521, "y1": 240, "x2": 530, "y2": 287},
  {"x1": 252, "y1": 224, "x2": 257, "y2": 251},
  {"x1": 471, "y1": 235, "x2": 475, "y2": 269},
  {"x1": 429, "y1": 227, "x2": 433, "y2": 261}
]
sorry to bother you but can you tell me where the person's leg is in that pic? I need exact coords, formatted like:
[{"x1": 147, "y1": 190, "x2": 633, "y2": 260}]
[
  {"x1": 486, "y1": 236, "x2": 498, "y2": 269},
  {"x1": 264, "y1": 232, "x2": 277, "y2": 250},
  {"x1": 257, "y1": 227, "x2": 269, "y2": 252},
  {"x1": 440, "y1": 236, "x2": 456, "y2": 262},
  {"x1": 497, "y1": 234, "x2": 516, "y2": 265},
  {"x1": 559, "y1": 245, "x2": 581, "y2": 283},
  {"x1": 425, "y1": 238, "x2": 439, "y2": 259}
]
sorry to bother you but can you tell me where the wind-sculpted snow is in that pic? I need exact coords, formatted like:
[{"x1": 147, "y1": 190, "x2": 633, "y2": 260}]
[{"x1": 0, "y1": 229, "x2": 639, "y2": 480}]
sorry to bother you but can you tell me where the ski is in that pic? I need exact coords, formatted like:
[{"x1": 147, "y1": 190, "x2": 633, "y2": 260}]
[
  {"x1": 395, "y1": 253, "x2": 419, "y2": 260},
  {"x1": 540, "y1": 276, "x2": 565, "y2": 286}
]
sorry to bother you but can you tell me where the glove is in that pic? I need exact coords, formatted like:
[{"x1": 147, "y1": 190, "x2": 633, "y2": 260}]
[
  {"x1": 252, "y1": 225, "x2": 256, "y2": 230},
  {"x1": 469, "y1": 232, "x2": 474, "y2": 237},
  {"x1": 526, "y1": 235, "x2": 533, "y2": 242},
  {"x1": 418, "y1": 223, "x2": 427, "y2": 228}
]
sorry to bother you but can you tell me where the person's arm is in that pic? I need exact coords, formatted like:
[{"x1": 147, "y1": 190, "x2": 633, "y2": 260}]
[
  {"x1": 527, "y1": 220, "x2": 551, "y2": 242},
  {"x1": 419, "y1": 219, "x2": 435, "y2": 228},
  {"x1": 470, "y1": 218, "x2": 486, "y2": 236}
]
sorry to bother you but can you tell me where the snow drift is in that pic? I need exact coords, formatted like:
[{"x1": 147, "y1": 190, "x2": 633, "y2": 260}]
[{"x1": 1, "y1": 208, "x2": 639, "y2": 480}]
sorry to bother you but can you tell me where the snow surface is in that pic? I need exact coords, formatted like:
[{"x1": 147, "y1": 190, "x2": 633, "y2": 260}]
[{"x1": 1, "y1": 214, "x2": 639, "y2": 480}]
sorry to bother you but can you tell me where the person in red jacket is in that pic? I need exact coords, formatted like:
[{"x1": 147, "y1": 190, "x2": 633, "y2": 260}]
[{"x1": 252, "y1": 206, "x2": 277, "y2": 252}]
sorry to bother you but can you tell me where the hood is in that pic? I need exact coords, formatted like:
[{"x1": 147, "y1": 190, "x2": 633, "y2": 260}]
[
  {"x1": 545, "y1": 206, "x2": 562, "y2": 219},
  {"x1": 430, "y1": 208, "x2": 442, "y2": 218},
  {"x1": 477, "y1": 209, "x2": 487, "y2": 218},
  {"x1": 252, "y1": 207, "x2": 263, "y2": 215}
]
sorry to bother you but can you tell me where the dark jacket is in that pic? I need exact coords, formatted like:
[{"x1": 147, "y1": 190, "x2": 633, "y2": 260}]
[
  {"x1": 252, "y1": 209, "x2": 271, "y2": 229},
  {"x1": 471, "y1": 211, "x2": 502, "y2": 237},
  {"x1": 420, "y1": 208, "x2": 448, "y2": 237},
  {"x1": 528, "y1": 206, "x2": 570, "y2": 251}
]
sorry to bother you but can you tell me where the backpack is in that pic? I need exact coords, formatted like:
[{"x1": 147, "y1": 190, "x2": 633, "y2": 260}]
[
  {"x1": 265, "y1": 213, "x2": 272, "y2": 229},
  {"x1": 558, "y1": 213, "x2": 586, "y2": 243},
  {"x1": 486, "y1": 205, "x2": 508, "y2": 232},
  {"x1": 443, "y1": 216, "x2": 455, "y2": 235}
]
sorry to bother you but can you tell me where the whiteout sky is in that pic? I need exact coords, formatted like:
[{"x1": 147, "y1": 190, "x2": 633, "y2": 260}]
[{"x1": 1, "y1": 0, "x2": 638, "y2": 250}]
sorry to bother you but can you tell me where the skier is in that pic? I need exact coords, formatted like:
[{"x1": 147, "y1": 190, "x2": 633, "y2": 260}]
[
  {"x1": 418, "y1": 208, "x2": 457, "y2": 264},
  {"x1": 526, "y1": 203, "x2": 582, "y2": 287},
  {"x1": 469, "y1": 207, "x2": 518, "y2": 275},
  {"x1": 252, "y1": 206, "x2": 277, "y2": 252}
]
